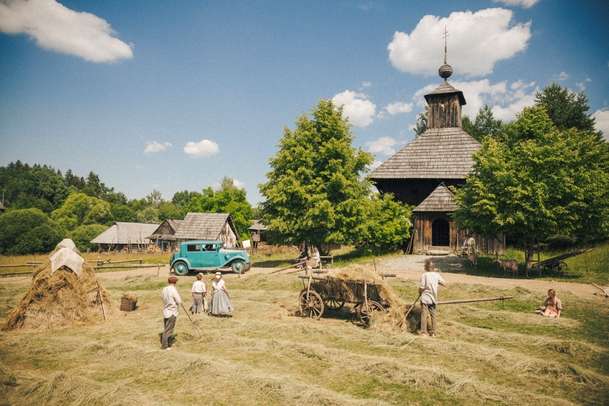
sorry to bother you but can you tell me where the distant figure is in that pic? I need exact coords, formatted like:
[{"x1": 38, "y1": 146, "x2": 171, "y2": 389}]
[
  {"x1": 537, "y1": 289, "x2": 562, "y2": 319},
  {"x1": 466, "y1": 236, "x2": 477, "y2": 266},
  {"x1": 210, "y1": 272, "x2": 232, "y2": 316},
  {"x1": 419, "y1": 259, "x2": 446, "y2": 337},
  {"x1": 190, "y1": 273, "x2": 206, "y2": 314},
  {"x1": 161, "y1": 276, "x2": 182, "y2": 350}
]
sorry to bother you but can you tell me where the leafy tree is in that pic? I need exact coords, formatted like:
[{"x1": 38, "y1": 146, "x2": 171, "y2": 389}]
[
  {"x1": 455, "y1": 106, "x2": 609, "y2": 269},
  {"x1": 51, "y1": 192, "x2": 112, "y2": 230},
  {"x1": 172, "y1": 190, "x2": 200, "y2": 208},
  {"x1": 0, "y1": 208, "x2": 65, "y2": 254},
  {"x1": 535, "y1": 83, "x2": 596, "y2": 132},
  {"x1": 111, "y1": 204, "x2": 137, "y2": 222},
  {"x1": 146, "y1": 189, "x2": 163, "y2": 208},
  {"x1": 70, "y1": 224, "x2": 107, "y2": 251},
  {"x1": 158, "y1": 202, "x2": 183, "y2": 221},
  {"x1": 463, "y1": 105, "x2": 503, "y2": 142},
  {"x1": 413, "y1": 112, "x2": 427, "y2": 137},
  {"x1": 136, "y1": 206, "x2": 160, "y2": 223},
  {"x1": 354, "y1": 194, "x2": 412, "y2": 253},
  {"x1": 189, "y1": 178, "x2": 253, "y2": 238},
  {"x1": 259, "y1": 100, "x2": 374, "y2": 250}
]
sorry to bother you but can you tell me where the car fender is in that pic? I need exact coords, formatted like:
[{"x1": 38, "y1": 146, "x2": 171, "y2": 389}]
[
  {"x1": 223, "y1": 255, "x2": 248, "y2": 267},
  {"x1": 171, "y1": 257, "x2": 192, "y2": 270}
]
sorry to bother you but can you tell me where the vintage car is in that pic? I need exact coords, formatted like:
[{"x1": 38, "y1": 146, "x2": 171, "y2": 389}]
[{"x1": 170, "y1": 240, "x2": 251, "y2": 275}]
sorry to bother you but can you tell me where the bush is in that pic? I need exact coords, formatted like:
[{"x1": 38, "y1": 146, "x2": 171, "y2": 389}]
[
  {"x1": 70, "y1": 224, "x2": 107, "y2": 252},
  {"x1": 0, "y1": 208, "x2": 65, "y2": 254},
  {"x1": 546, "y1": 234, "x2": 577, "y2": 250}
]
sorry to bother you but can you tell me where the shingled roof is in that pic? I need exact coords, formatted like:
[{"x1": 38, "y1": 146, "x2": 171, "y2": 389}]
[
  {"x1": 413, "y1": 184, "x2": 457, "y2": 212},
  {"x1": 91, "y1": 222, "x2": 159, "y2": 245},
  {"x1": 424, "y1": 82, "x2": 466, "y2": 105},
  {"x1": 173, "y1": 212, "x2": 235, "y2": 240},
  {"x1": 369, "y1": 127, "x2": 480, "y2": 180}
]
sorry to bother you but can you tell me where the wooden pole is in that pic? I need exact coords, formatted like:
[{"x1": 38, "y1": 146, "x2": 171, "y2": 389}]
[
  {"x1": 96, "y1": 281, "x2": 106, "y2": 321},
  {"x1": 404, "y1": 291, "x2": 422, "y2": 320},
  {"x1": 436, "y1": 296, "x2": 513, "y2": 305}
]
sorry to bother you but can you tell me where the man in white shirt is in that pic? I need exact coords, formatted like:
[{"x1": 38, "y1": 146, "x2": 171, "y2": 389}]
[
  {"x1": 190, "y1": 273, "x2": 206, "y2": 314},
  {"x1": 419, "y1": 258, "x2": 446, "y2": 337},
  {"x1": 161, "y1": 276, "x2": 182, "y2": 350}
]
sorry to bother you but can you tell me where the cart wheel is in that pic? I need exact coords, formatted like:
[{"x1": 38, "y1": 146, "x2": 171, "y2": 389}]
[
  {"x1": 358, "y1": 300, "x2": 386, "y2": 327},
  {"x1": 324, "y1": 297, "x2": 345, "y2": 311},
  {"x1": 299, "y1": 289, "x2": 324, "y2": 319}
]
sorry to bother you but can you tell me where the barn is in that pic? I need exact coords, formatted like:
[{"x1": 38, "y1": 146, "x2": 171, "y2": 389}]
[
  {"x1": 90, "y1": 222, "x2": 159, "y2": 251},
  {"x1": 370, "y1": 57, "x2": 505, "y2": 255}
]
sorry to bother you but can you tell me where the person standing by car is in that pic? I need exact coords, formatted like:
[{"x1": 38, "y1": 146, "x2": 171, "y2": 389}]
[
  {"x1": 209, "y1": 272, "x2": 232, "y2": 316},
  {"x1": 419, "y1": 259, "x2": 446, "y2": 337},
  {"x1": 161, "y1": 276, "x2": 182, "y2": 350},
  {"x1": 190, "y1": 273, "x2": 206, "y2": 314}
]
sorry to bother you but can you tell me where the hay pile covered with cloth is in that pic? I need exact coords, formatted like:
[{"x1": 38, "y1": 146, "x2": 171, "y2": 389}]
[
  {"x1": 325, "y1": 266, "x2": 408, "y2": 328},
  {"x1": 5, "y1": 239, "x2": 111, "y2": 330}
]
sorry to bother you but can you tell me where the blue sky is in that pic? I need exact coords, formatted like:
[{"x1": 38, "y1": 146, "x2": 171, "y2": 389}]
[{"x1": 1, "y1": 0, "x2": 608, "y2": 205}]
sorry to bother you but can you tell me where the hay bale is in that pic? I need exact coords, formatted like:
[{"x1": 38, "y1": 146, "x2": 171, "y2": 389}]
[
  {"x1": 4, "y1": 262, "x2": 112, "y2": 330},
  {"x1": 120, "y1": 293, "x2": 138, "y2": 312}
]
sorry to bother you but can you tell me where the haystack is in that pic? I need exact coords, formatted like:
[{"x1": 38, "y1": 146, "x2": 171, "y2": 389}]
[
  {"x1": 327, "y1": 266, "x2": 408, "y2": 328},
  {"x1": 5, "y1": 240, "x2": 111, "y2": 330}
]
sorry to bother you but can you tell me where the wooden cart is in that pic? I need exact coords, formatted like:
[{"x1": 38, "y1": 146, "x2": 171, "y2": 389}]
[
  {"x1": 531, "y1": 249, "x2": 590, "y2": 274},
  {"x1": 298, "y1": 275, "x2": 388, "y2": 326}
]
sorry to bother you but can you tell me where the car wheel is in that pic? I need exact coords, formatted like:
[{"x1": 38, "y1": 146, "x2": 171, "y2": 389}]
[
  {"x1": 231, "y1": 260, "x2": 245, "y2": 274},
  {"x1": 173, "y1": 261, "x2": 189, "y2": 276}
]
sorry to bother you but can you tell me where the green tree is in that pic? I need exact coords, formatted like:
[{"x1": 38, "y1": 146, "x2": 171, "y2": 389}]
[
  {"x1": 51, "y1": 192, "x2": 112, "y2": 230},
  {"x1": 172, "y1": 190, "x2": 200, "y2": 208},
  {"x1": 136, "y1": 206, "x2": 160, "y2": 223},
  {"x1": 354, "y1": 193, "x2": 412, "y2": 253},
  {"x1": 259, "y1": 100, "x2": 374, "y2": 250},
  {"x1": 189, "y1": 178, "x2": 253, "y2": 238},
  {"x1": 455, "y1": 106, "x2": 609, "y2": 269},
  {"x1": 158, "y1": 202, "x2": 183, "y2": 221},
  {"x1": 535, "y1": 83, "x2": 596, "y2": 132},
  {"x1": 70, "y1": 224, "x2": 107, "y2": 251},
  {"x1": 111, "y1": 204, "x2": 137, "y2": 222},
  {"x1": 0, "y1": 208, "x2": 65, "y2": 254},
  {"x1": 463, "y1": 105, "x2": 503, "y2": 142}
]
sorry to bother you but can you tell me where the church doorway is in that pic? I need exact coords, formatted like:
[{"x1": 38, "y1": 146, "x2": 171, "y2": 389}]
[{"x1": 432, "y1": 218, "x2": 450, "y2": 246}]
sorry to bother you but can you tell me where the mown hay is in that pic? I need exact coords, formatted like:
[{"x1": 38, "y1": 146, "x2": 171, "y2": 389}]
[{"x1": 4, "y1": 262, "x2": 111, "y2": 330}]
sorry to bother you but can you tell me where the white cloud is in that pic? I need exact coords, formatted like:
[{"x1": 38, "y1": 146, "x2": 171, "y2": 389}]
[
  {"x1": 493, "y1": 0, "x2": 539, "y2": 8},
  {"x1": 361, "y1": 81, "x2": 372, "y2": 88},
  {"x1": 183, "y1": 139, "x2": 219, "y2": 157},
  {"x1": 366, "y1": 136, "x2": 399, "y2": 156},
  {"x1": 592, "y1": 109, "x2": 609, "y2": 141},
  {"x1": 388, "y1": 8, "x2": 531, "y2": 77},
  {"x1": 232, "y1": 179, "x2": 245, "y2": 189},
  {"x1": 383, "y1": 101, "x2": 413, "y2": 115},
  {"x1": 332, "y1": 90, "x2": 377, "y2": 127},
  {"x1": 144, "y1": 141, "x2": 172, "y2": 154},
  {"x1": 0, "y1": 0, "x2": 133, "y2": 63},
  {"x1": 557, "y1": 71, "x2": 569, "y2": 81},
  {"x1": 369, "y1": 160, "x2": 383, "y2": 171},
  {"x1": 413, "y1": 78, "x2": 537, "y2": 122}
]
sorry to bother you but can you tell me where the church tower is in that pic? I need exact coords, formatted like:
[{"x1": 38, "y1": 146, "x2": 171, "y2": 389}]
[{"x1": 369, "y1": 32, "x2": 505, "y2": 254}]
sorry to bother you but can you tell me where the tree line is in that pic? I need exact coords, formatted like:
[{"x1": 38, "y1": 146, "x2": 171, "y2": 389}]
[{"x1": 0, "y1": 163, "x2": 253, "y2": 254}]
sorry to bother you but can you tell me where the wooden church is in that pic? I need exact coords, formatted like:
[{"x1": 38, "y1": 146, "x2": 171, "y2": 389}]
[{"x1": 370, "y1": 55, "x2": 505, "y2": 255}]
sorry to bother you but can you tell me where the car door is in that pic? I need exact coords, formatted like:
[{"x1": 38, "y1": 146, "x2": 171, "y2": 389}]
[
  {"x1": 200, "y1": 243, "x2": 222, "y2": 268},
  {"x1": 185, "y1": 243, "x2": 204, "y2": 268}
]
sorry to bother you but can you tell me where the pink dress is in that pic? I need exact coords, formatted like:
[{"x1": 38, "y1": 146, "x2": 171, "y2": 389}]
[{"x1": 542, "y1": 296, "x2": 562, "y2": 318}]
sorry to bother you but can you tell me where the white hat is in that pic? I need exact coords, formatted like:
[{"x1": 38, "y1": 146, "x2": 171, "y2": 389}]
[{"x1": 215, "y1": 272, "x2": 222, "y2": 276}]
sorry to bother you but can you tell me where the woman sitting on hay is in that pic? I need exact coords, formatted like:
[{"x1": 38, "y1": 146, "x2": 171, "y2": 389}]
[{"x1": 536, "y1": 289, "x2": 562, "y2": 319}]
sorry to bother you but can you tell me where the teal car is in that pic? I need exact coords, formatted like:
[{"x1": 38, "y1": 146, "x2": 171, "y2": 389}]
[{"x1": 170, "y1": 240, "x2": 251, "y2": 276}]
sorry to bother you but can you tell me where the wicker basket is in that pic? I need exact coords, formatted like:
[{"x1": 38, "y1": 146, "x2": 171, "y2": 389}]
[{"x1": 120, "y1": 294, "x2": 137, "y2": 312}]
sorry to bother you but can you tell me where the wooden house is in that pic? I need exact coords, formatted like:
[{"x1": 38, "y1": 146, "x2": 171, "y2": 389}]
[
  {"x1": 148, "y1": 219, "x2": 184, "y2": 251},
  {"x1": 248, "y1": 220, "x2": 268, "y2": 248},
  {"x1": 171, "y1": 212, "x2": 241, "y2": 248},
  {"x1": 370, "y1": 59, "x2": 505, "y2": 255}
]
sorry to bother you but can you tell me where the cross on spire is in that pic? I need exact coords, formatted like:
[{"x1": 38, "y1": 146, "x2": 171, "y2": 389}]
[{"x1": 443, "y1": 25, "x2": 448, "y2": 65}]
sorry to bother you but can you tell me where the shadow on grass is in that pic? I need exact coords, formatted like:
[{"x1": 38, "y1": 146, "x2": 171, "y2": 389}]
[{"x1": 431, "y1": 256, "x2": 584, "y2": 281}]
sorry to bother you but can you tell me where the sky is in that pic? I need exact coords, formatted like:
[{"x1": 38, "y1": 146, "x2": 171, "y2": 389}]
[{"x1": 1, "y1": 0, "x2": 609, "y2": 205}]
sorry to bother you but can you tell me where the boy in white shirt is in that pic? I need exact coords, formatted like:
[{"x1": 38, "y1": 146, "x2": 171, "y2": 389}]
[
  {"x1": 419, "y1": 259, "x2": 446, "y2": 337},
  {"x1": 190, "y1": 273, "x2": 206, "y2": 314}
]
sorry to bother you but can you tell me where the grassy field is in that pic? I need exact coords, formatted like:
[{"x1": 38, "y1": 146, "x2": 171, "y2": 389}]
[{"x1": 1, "y1": 265, "x2": 608, "y2": 405}]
